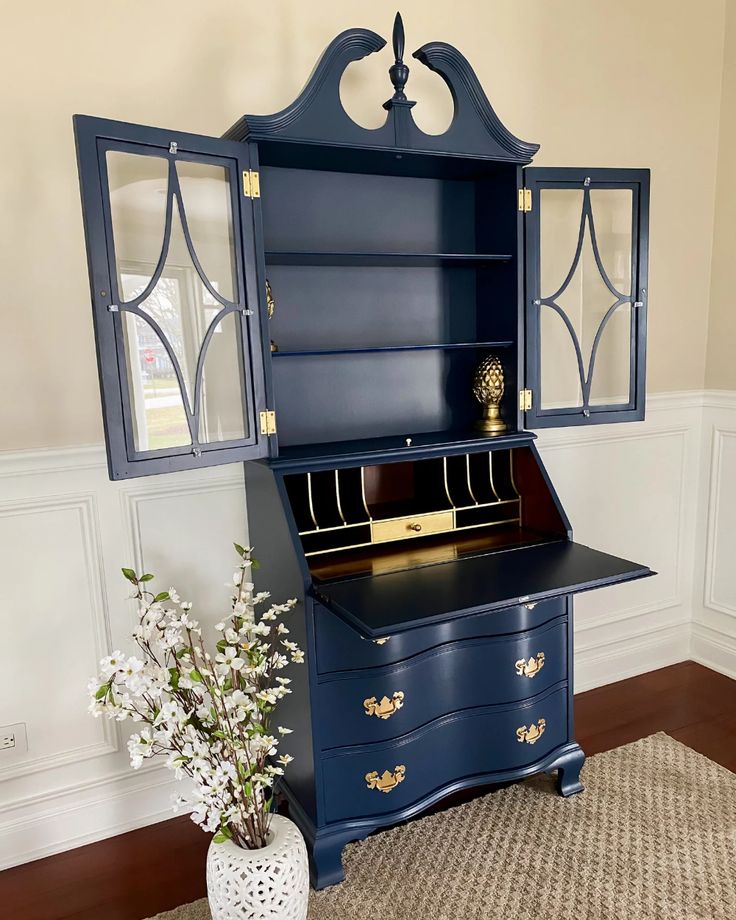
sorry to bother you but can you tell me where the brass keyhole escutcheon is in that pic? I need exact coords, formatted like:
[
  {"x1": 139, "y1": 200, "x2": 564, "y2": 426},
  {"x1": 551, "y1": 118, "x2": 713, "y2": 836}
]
[
  {"x1": 408, "y1": 522, "x2": 422, "y2": 532},
  {"x1": 364, "y1": 692, "x2": 405, "y2": 719},
  {"x1": 365, "y1": 765, "x2": 406, "y2": 793}
]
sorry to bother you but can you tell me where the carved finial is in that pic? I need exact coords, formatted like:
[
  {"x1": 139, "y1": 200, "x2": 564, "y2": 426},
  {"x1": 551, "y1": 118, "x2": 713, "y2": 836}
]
[
  {"x1": 388, "y1": 12, "x2": 409, "y2": 102},
  {"x1": 392, "y1": 11, "x2": 405, "y2": 63}
]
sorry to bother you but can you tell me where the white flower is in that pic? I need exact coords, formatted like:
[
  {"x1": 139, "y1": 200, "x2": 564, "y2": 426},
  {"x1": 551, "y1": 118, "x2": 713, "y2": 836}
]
[
  {"x1": 216, "y1": 647, "x2": 244, "y2": 670},
  {"x1": 277, "y1": 754, "x2": 293, "y2": 766},
  {"x1": 168, "y1": 588, "x2": 180, "y2": 604},
  {"x1": 100, "y1": 651, "x2": 125, "y2": 678}
]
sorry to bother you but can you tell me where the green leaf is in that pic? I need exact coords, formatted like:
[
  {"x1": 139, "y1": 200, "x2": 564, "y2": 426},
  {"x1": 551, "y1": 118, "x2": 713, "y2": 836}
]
[
  {"x1": 95, "y1": 684, "x2": 108, "y2": 700},
  {"x1": 212, "y1": 730, "x2": 227, "y2": 740},
  {"x1": 121, "y1": 567, "x2": 138, "y2": 584},
  {"x1": 216, "y1": 639, "x2": 227, "y2": 653},
  {"x1": 212, "y1": 833, "x2": 228, "y2": 844},
  {"x1": 139, "y1": 573, "x2": 154, "y2": 583},
  {"x1": 154, "y1": 591, "x2": 170, "y2": 603},
  {"x1": 222, "y1": 676, "x2": 233, "y2": 692},
  {"x1": 219, "y1": 824, "x2": 233, "y2": 839},
  {"x1": 190, "y1": 669, "x2": 203, "y2": 683},
  {"x1": 168, "y1": 668, "x2": 180, "y2": 690},
  {"x1": 233, "y1": 542, "x2": 247, "y2": 558},
  {"x1": 175, "y1": 646, "x2": 192, "y2": 659},
  {"x1": 251, "y1": 559, "x2": 261, "y2": 570}
]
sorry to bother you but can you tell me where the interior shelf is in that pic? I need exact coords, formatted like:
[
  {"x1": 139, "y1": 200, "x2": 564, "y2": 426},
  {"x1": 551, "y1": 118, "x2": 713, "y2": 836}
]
[
  {"x1": 272, "y1": 341, "x2": 514, "y2": 358},
  {"x1": 264, "y1": 251, "x2": 513, "y2": 267}
]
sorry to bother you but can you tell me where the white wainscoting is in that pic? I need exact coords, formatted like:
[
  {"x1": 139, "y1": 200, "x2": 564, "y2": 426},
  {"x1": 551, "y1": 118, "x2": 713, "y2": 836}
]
[
  {"x1": 0, "y1": 390, "x2": 733, "y2": 868},
  {"x1": 691, "y1": 391, "x2": 736, "y2": 679},
  {"x1": 0, "y1": 451, "x2": 246, "y2": 870}
]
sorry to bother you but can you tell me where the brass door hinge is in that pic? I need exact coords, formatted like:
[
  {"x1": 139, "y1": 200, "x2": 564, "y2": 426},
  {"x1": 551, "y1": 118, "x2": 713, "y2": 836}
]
[
  {"x1": 518, "y1": 188, "x2": 532, "y2": 212},
  {"x1": 259, "y1": 410, "x2": 276, "y2": 435},
  {"x1": 520, "y1": 389, "x2": 533, "y2": 411},
  {"x1": 242, "y1": 170, "x2": 261, "y2": 198}
]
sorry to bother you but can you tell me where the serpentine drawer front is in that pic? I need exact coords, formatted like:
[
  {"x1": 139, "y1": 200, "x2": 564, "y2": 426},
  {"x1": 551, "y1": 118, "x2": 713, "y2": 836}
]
[
  {"x1": 314, "y1": 597, "x2": 567, "y2": 674},
  {"x1": 321, "y1": 686, "x2": 567, "y2": 823},
  {"x1": 316, "y1": 619, "x2": 566, "y2": 749}
]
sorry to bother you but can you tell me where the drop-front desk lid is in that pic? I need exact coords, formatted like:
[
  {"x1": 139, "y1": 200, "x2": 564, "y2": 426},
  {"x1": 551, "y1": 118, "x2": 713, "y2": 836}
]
[{"x1": 312, "y1": 540, "x2": 654, "y2": 639}]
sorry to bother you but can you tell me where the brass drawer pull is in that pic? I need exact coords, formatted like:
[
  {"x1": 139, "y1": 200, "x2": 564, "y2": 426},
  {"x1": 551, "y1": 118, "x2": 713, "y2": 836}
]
[
  {"x1": 515, "y1": 652, "x2": 545, "y2": 678},
  {"x1": 408, "y1": 522, "x2": 422, "y2": 532},
  {"x1": 372, "y1": 636, "x2": 391, "y2": 645},
  {"x1": 516, "y1": 719, "x2": 546, "y2": 744},
  {"x1": 365, "y1": 765, "x2": 406, "y2": 793},
  {"x1": 364, "y1": 691, "x2": 405, "y2": 719}
]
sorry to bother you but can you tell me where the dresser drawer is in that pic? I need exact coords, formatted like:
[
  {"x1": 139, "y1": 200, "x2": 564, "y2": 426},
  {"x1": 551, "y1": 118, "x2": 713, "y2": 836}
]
[
  {"x1": 314, "y1": 596, "x2": 567, "y2": 674},
  {"x1": 316, "y1": 618, "x2": 566, "y2": 749},
  {"x1": 321, "y1": 686, "x2": 568, "y2": 823}
]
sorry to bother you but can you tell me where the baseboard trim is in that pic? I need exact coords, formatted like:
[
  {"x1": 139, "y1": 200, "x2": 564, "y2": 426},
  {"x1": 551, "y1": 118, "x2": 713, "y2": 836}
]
[
  {"x1": 575, "y1": 622, "x2": 691, "y2": 693},
  {"x1": 690, "y1": 622, "x2": 736, "y2": 680}
]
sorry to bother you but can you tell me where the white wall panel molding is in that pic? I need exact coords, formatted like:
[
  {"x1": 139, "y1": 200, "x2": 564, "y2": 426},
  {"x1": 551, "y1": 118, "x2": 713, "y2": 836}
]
[{"x1": 0, "y1": 493, "x2": 118, "y2": 782}]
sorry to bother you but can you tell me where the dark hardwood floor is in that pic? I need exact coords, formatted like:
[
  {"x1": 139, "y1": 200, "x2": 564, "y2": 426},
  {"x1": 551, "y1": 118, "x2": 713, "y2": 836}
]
[{"x1": 2, "y1": 661, "x2": 735, "y2": 920}]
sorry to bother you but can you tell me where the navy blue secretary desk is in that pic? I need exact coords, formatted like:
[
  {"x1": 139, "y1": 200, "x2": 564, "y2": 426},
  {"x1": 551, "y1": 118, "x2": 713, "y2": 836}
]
[{"x1": 73, "y1": 13, "x2": 653, "y2": 888}]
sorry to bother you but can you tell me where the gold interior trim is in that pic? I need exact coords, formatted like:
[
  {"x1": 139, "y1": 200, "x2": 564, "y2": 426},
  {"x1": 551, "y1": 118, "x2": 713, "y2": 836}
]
[
  {"x1": 515, "y1": 652, "x2": 545, "y2": 678},
  {"x1": 334, "y1": 470, "x2": 346, "y2": 525},
  {"x1": 365, "y1": 765, "x2": 406, "y2": 793},
  {"x1": 364, "y1": 691, "x2": 405, "y2": 719},
  {"x1": 466, "y1": 454, "x2": 479, "y2": 505},
  {"x1": 516, "y1": 718, "x2": 546, "y2": 744},
  {"x1": 306, "y1": 472, "x2": 318, "y2": 529}
]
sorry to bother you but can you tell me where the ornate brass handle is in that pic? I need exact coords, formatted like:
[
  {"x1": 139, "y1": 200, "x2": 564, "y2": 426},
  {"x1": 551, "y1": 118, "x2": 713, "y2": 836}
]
[
  {"x1": 365, "y1": 765, "x2": 406, "y2": 793},
  {"x1": 516, "y1": 719, "x2": 546, "y2": 744},
  {"x1": 372, "y1": 636, "x2": 391, "y2": 645},
  {"x1": 408, "y1": 522, "x2": 422, "y2": 532},
  {"x1": 364, "y1": 692, "x2": 405, "y2": 720},
  {"x1": 515, "y1": 652, "x2": 545, "y2": 678}
]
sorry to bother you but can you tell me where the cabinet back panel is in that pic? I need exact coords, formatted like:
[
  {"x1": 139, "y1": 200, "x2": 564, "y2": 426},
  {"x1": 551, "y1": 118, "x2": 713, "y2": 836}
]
[
  {"x1": 267, "y1": 265, "x2": 477, "y2": 352},
  {"x1": 273, "y1": 349, "x2": 480, "y2": 445},
  {"x1": 260, "y1": 167, "x2": 476, "y2": 252}
]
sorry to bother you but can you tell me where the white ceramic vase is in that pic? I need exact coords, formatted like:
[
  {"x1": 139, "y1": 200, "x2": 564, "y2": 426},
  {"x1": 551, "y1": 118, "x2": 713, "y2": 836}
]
[{"x1": 206, "y1": 815, "x2": 309, "y2": 920}]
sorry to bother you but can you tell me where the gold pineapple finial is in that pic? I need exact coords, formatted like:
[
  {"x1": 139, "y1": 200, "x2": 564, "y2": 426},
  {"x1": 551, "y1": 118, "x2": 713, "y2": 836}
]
[{"x1": 472, "y1": 355, "x2": 507, "y2": 433}]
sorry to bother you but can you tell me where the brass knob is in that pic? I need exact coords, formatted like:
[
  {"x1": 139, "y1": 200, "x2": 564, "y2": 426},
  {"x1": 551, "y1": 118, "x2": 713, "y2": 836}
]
[
  {"x1": 365, "y1": 765, "x2": 406, "y2": 793},
  {"x1": 408, "y1": 523, "x2": 422, "y2": 532}
]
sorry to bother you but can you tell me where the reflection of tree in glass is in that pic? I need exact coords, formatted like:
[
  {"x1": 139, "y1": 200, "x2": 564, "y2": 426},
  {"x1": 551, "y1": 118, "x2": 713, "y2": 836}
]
[{"x1": 120, "y1": 272, "x2": 187, "y2": 385}]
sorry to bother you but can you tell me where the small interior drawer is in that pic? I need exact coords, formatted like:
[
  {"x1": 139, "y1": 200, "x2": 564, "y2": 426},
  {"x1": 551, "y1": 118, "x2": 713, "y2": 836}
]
[
  {"x1": 314, "y1": 596, "x2": 567, "y2": 675},
  {"x1": 370, "y1": 510, "x2": 454, "y2": 544}
]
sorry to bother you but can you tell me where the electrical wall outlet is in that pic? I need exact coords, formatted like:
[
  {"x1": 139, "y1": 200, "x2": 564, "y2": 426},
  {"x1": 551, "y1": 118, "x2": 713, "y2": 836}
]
[{"x1": 0, "y1": 723, "x2": 28, "y2": 755}]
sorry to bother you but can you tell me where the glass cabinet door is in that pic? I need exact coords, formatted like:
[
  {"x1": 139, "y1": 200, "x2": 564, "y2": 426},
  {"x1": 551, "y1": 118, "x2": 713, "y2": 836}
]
[
  {"x1": 523, "y1": 168, "x2": 649, "y2": 428},
  {"x1": 74, "y1": 116, "x2": 270, "y2": 479}
]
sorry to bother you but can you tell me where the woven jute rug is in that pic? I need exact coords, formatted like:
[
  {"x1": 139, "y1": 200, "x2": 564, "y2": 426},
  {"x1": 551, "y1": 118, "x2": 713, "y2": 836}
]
[{"x1": 148, "y1": 734, "x2": 736, "y2": 920}]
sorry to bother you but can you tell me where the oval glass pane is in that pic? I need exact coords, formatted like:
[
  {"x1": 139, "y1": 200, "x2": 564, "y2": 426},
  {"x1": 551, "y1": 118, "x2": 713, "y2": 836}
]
[
  {"x1": 106, "y1": 151, "x2": 169, "y2": 293},
  {"x1": 197, "y1": 312, "x2": 248, "y2": 443},
  {"x1": 588, "y1": 303, "x2": 632, "y2": 406},
  {"x1": 175, "y1": 160, "x2": 238, "y2": 304},
  {"x1": 122, "y1": 312, "x2": 191, "y2": 451},
  {"x1": 540, "y1": 306, "x2": 583, "y2": 409}
]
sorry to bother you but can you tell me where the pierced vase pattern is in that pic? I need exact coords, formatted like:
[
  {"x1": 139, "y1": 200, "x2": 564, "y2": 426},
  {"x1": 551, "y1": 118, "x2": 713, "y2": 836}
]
[{"x1": 206, "y1": 815, "x2": 309, "y2": 920}]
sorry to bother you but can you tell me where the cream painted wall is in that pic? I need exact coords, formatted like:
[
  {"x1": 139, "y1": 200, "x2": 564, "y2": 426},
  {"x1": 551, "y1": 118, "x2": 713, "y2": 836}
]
[
  {"x1": 0, "y1": 0, "x2": 728, "y2": 449},
  {"x1": 706, "y1": 0, "x2": 736, "y2": 390}
]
